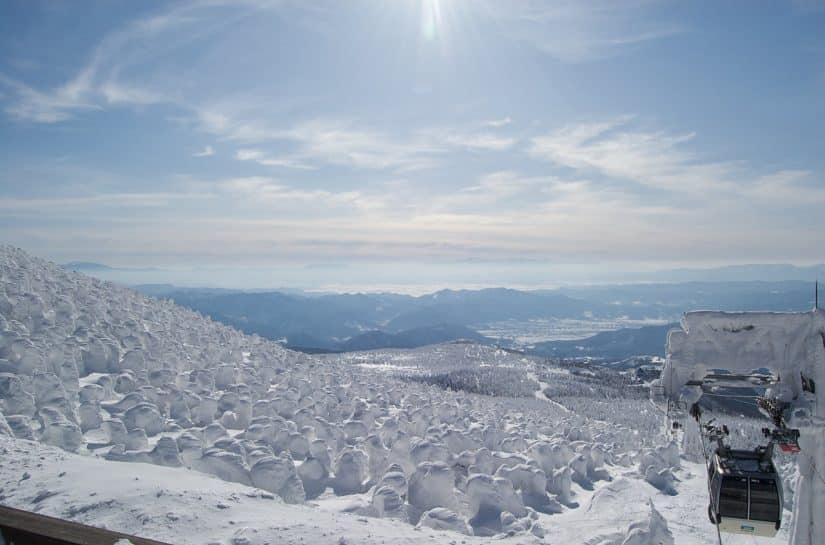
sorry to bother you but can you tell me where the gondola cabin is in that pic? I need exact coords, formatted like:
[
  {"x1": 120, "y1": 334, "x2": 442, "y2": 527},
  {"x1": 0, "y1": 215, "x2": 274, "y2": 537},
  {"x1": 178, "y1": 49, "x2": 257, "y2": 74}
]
[{"x1": 707, "y1": 446, "x2": 783, "y2": 537}]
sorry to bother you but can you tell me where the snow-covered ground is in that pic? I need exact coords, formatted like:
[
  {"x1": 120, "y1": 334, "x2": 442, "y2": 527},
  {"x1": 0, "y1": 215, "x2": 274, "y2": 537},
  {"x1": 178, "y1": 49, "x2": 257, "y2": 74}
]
[
  {"x1": 0, "y1": 435, "x2": 791, "y2": 545},
  {"x1": 0, "y1": 246, "x2": 796, "y2": 544}
]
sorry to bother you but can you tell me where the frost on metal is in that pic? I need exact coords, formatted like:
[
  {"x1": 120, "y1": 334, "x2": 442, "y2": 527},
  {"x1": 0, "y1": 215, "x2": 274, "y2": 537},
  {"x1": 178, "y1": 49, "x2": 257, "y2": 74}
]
[{"x1": 656, "y1": 309, "x2": 825, "y2": 545}]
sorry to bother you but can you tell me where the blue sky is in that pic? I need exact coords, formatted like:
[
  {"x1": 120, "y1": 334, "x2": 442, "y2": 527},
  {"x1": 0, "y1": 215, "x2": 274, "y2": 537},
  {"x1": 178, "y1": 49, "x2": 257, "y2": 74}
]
[{"x1": 1, "y1": 1, "x2": 824, "y2": 287}]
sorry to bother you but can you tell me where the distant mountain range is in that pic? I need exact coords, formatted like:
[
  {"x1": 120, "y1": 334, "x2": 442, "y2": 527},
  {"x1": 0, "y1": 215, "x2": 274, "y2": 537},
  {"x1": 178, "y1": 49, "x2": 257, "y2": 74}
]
[
  {"x1": 57, "y1": 259, "x2": 823, "y2": 359},
  {"x1": 384, "y1": 288, "x2": 602, "y2": 330},
  {"x1": 158, "y1": 287, "x2": 600, "y2": 350},
  {"x1": 67, "y1": 260, "x2": 825, "y2": 285},
  {"x1": 133, "y1": 281, "x2": 818, "y2": 357},
  {"x1": 290, "y1": 324, "x2": 492, "y2": 353},
  {"x1": 63, "y1": 261, "x2": 115, "y2": 271},
  {"x1": 63, "y1": 262, "x2": 161, "y2": 273},
  {"x1": 556, "y1": 280, "x2": 817, "y2": 319}
]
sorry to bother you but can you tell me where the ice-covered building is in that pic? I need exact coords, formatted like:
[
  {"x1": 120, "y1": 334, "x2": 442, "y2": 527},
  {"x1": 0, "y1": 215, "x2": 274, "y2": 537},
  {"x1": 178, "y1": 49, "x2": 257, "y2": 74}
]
[{"x1": 655, "y1": 309, "x2": 825, "y2": 545}]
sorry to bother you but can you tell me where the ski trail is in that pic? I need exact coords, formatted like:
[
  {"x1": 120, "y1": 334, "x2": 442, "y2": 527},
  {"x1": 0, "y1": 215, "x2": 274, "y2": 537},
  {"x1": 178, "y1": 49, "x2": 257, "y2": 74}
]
[{"x1": 527, "y1": 370, "x2": 571, "y2": 414}]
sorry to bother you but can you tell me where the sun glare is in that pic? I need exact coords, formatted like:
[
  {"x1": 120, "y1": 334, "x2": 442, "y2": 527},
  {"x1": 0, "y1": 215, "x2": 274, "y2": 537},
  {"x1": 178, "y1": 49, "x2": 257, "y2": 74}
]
[{"x1": 421, "y1": 0, "x2": 442, "y2": 41}]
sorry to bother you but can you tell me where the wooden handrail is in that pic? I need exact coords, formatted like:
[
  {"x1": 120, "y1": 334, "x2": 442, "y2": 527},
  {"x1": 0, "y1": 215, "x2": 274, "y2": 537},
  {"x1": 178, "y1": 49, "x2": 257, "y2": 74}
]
[{"x1": 0, "y1": 504, "x2": 172, "y2": 545}]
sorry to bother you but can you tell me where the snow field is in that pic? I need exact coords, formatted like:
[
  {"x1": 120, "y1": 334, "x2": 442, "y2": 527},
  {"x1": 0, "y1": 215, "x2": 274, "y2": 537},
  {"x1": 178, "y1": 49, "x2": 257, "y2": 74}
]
[{"x1": 0, "y1": 247, "x2": 796, "y2": 544}]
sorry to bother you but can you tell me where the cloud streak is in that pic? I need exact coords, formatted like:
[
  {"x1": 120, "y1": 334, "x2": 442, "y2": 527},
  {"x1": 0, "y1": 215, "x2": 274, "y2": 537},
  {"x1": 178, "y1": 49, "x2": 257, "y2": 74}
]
[
  {"x1": 0, "y1": 1, "x2": 272, "y2": 123},
  {"x1": 234, "y1": 148, "x2": 313, "y2": 170},
  {"x1": 528, "y1": 118, "x2": 813, "y2": 201},
  {"x1": 478, "y1": 0, "x2": 684, "y2": 62},
  {"x1": 485, "y1": 117, "x2": 512, "y2": 128},
  {"x1": 1, "y1": 2, "x2": 823, "y2": 271},
  {"x1": 193, "y1": 145, "x2": 215, "y2": 157},
  {"x1": 0, "y1": 191, "x2": 207, "y2": 211}
]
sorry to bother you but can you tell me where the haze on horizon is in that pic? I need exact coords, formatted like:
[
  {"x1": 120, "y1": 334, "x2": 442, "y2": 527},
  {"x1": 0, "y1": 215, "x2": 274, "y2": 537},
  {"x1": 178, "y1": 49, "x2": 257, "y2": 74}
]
[{"x1": 2, "y1": 0, "x2": 824, "y2": 289}]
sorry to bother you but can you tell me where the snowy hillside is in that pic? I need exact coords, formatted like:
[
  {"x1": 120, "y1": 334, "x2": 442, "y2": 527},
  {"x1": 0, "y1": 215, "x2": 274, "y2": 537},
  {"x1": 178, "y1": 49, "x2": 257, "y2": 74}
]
[{"x1": 0, "y1": 246, "x2": 791, "y2": 544}]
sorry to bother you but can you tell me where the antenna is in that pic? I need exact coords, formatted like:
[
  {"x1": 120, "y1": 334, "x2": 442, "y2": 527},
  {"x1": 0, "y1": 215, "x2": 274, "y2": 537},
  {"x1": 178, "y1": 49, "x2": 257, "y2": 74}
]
[{"x1": 816, "y1": 279, "x2": 819, "y2": 310}]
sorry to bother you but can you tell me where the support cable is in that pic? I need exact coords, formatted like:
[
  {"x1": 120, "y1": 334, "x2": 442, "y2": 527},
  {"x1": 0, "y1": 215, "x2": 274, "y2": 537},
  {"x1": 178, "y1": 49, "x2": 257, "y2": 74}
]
[
  {"x1": 696, "y1": 415, "x2": 724, "y2": 545},
  {"x1": 700, "y1": 392, "x2": 761, "y2": 399}
]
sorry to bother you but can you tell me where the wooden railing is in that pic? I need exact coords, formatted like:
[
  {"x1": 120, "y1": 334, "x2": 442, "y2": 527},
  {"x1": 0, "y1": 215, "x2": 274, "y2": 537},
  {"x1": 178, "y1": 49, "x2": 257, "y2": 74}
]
[{"x1": 0, "y1": 504, "x2": 172, "y2": 545}]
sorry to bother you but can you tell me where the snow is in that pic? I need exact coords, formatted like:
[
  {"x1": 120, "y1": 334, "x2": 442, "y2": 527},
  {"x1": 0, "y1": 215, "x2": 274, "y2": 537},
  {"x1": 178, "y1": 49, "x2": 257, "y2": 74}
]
[
  {"x1": 0, "y1": 246, "x2": 803, "y2": 544},
  {"x1": 417, "y1": 507, "x2": 472, "y2": 534},
  {"x1": 658, "y1": 309, "x2": 825, "y2": 545},
  {"x1": 0, "y1": 435, "x2": 489, "y2": 545},
  {"x1": 660, "y1": 310, "x2": 825, "y2": 399},
  {"x1": 0, "y1": 434, "x2": 792, "y2": 545}
]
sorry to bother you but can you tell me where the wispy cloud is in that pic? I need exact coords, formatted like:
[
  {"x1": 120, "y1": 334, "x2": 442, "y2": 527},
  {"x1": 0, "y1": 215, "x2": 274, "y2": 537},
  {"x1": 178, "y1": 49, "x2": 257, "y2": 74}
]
[
  {"x1": 204, "y1": 111, "x2": 522, "y2": 169},
  {"x1": 0, "y1": 74, "x2": 101, "y2": 123},
  {"x1": 218, "y1": 176, "x2": 382, "y2": 211},
  {"x1": 749, "y1": 170, "x2": 825, "y2": 204},
  {"x1": 281, "y1": 120, "x2": 444, "y2": 172},
  {"x1": 2, "y1": 164, "x2": 821, "y2": 265},
  {"x1": 459, "y1": 171, "x2": 545, "y2": 199},
  {"x1": 98, "y1": 81, "x2": 165, "y2": 106},
  {"x1": 234, "y1": 148, "x2": 313, "y2": 169},
  {"x1": 529, "y1": 117, "x2": 740, "y2": 193},
  {"x1": 485, "y1": 117, "x2": 512, "y2": 128},
  {"x1": 0, "y1": 1, "x2": 269, "y2": 123},
  {"x1": 191, "y1": 106, "x2": 450, "y2": 172},
  {"x1": 479, "y1": 0, "x2": 684, "y2": 62},
  {"x1": 0, "y1": 192, "x2": 206, "y2": 211},
  {"x1": 444, "y1": 132, "x2": 516, "y2": 151},
  {"x1": 193, "y1": 145, "x2": 215, "y2": 157},
  {"x1": 1, "y1": 1, "x2": 822, "y2": 268},
  {"x1": 193, "y1": 106, "x2": 282, "y2": 142},
  {"x1": 530, "y1": 117, "x2": 825, "y2": 210},
  {"x1": 0, "y1": 16, "x2": 171, "y2": 122}
]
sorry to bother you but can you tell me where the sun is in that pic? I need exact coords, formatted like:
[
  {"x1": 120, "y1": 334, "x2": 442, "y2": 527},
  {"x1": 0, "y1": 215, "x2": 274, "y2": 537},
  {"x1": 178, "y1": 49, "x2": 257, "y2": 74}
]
[{"x1": 421, "y1": 0, "x2": 443, "y2": 42}]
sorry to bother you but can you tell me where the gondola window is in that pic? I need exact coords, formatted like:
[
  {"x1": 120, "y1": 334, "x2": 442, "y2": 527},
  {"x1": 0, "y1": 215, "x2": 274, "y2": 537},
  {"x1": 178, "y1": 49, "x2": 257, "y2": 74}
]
[
  {"x1": 719, "y1": 478, "x2": 749, "y2": 519},
  {"x1": 749, "y1": 478, "x2": 780, "y2": 522}
]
